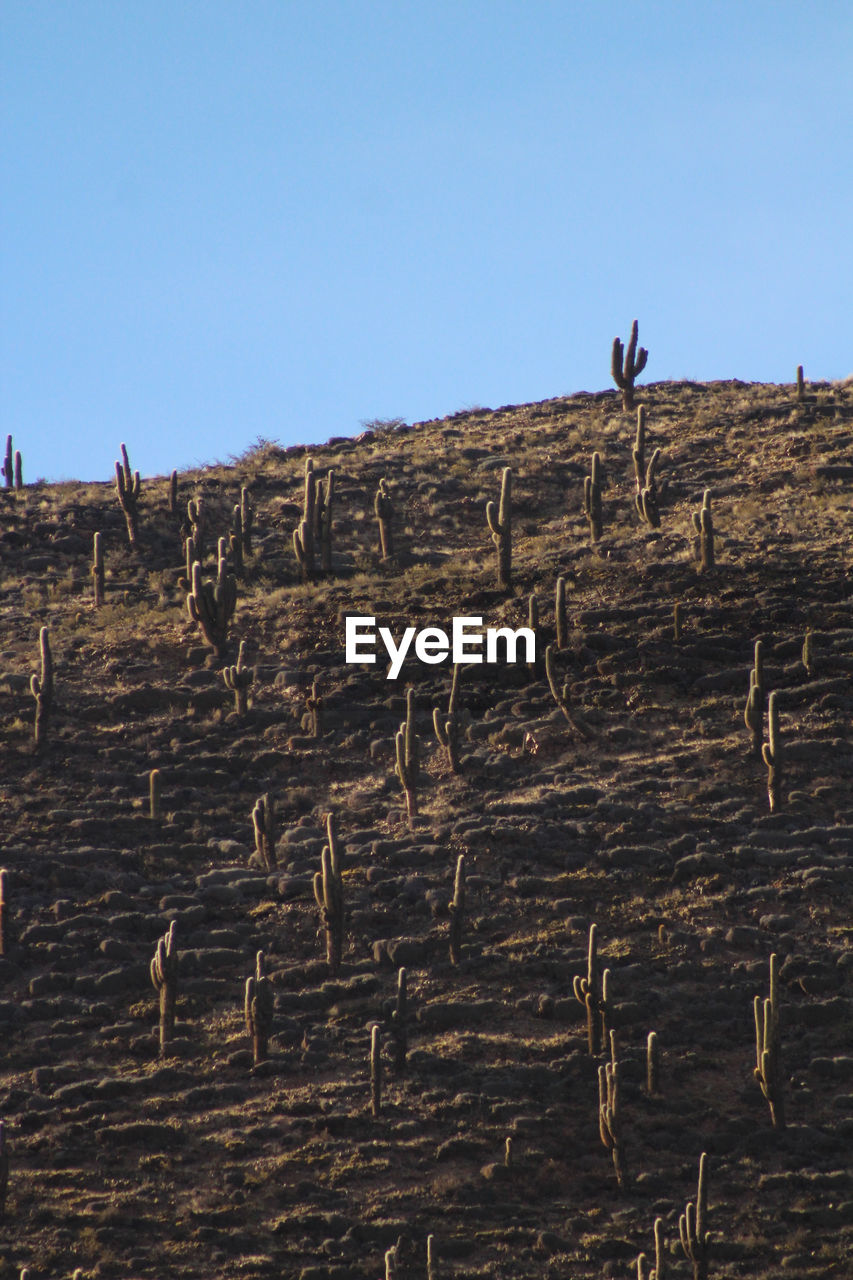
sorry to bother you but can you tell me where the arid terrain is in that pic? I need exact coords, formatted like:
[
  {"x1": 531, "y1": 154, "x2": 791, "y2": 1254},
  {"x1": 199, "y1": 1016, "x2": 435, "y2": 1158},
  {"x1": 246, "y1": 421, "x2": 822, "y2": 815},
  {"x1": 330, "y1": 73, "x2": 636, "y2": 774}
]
[{"x1": 1, "y1": 376, "x2": 852, "y2": 1280}]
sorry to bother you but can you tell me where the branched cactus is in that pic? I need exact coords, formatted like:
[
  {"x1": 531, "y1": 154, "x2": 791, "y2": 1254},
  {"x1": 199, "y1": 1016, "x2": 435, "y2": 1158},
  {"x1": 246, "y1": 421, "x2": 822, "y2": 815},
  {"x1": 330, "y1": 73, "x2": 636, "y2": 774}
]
[
  {"x1": 762, "y1": 690, "x2": 782, "y2": 812},
  {"x1": 115, "y1": 443, "x2": 141, "y2": 547},
  {"x1": 573, "y1": 923, "x2": 603, "y2": 1054},
  {"x1": 370, "y1": 1023, "x2": 382, "y2": 1118},
  {"x1": 584, "y1": 451, "x2": 603, "y2": 542},
  {"x1": 92, "y1": 532, "x2": 105, "y2": 606},
  {"x1": 150, "y1": 921, "x2": 178, "y2": 1057},
  {"x1": 223, "y1": 640, "x2": 253, "y2": 715},
  {"x1": 293, "y1": 457, "x2": 317, "y2": 581},
  {"x1": 433, "y1": 663, "x2": 462, "y2": 773},
  {"x1": 754, "y1": 952, "x2": 785, "y2": 1128},
  {"x1": 313, "y1": 813, "x2": 345, "y2": 974},
  {"x1": 692, "y1": 490, "x2": 714, "y2": 571},
  {"x1": 30, "y1": 626, "x2": 54, "y2": 750},
  {"x1": 149, "y1": 768, "x2": 161, "y2": 821},
  {"x1": 448, "y1": 854, "x2": 465, "y2": 965},
  {"x1": 395, "y1": 688, "x2": 418, "y2": 827},
  {"x1": 186, "y1": 538, "x2": 237, "y2": 658},
  {"x1": 612, "y1": 319, "x2": 648, "y2": 410},
  {"x1": 305, "y1": 678, "x2": 323, "y2": 737},
  {"x1": 186, "y1": 496, "x2": 208, "y2": 564},
  {"x1": 392, "y1": 966, "x2": 408, "y2": 1076},
  {"x1": 545, "y1": 643, "x2": 590, "y2": 739},
  {"x1": 744, "y1": 639, "x2": 765, "y2": 756},
  {"x1": 318, "y1": 469, "x2": 335, "y2": 574},
  {"x1": 485, "y1": 466, "x2": 512, "y2": 591},
  {"x1": 679, "y1": 1152, "x2": 710, "y2": 1280},
  {"x1": 636, "y1": 1218, "x2": 665, "y2": 1280},
  {"x1": 598, "y1": 1030, "x2": 627, "y2": 1189},
  {"x1": 374, "y1": 477, "x2": 395, "y2": 560},
  {"x1": 244, "y1": 950, "x2": 275, "y2": 1066},
  {"x1": 252, "y1": 793, "x2": 277, "y2": 870}
]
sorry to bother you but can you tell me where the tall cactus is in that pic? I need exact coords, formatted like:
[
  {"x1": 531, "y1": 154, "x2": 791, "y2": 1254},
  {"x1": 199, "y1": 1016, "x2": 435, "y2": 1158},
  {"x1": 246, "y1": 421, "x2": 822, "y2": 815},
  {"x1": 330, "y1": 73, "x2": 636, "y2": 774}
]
[
  {"x1": 598, "y1": 1030, "x2": 627, "y2": 1188},
  {"x1": 150, "y1": 921, "x2": 178, "y2": 1057},
  {"x1": 573, "y1": 923, "x2": 603, "y2": 1054},
  {"x1": 375, "y1": 477, "x2": 395, "y2": 560},
  {"x1": 186, "y1": 496, "x2": 208, "y2": 564},
  {"x1": 313, "y1": 813, "x2": 345, "y2": 974},
  {"x1": 584, "y1": 451, "x2": 603, "y2": 542},
  {"x1": 239, "y1": 486, "x2": 254, "y2": 556},
  {"x1": 485, "y1": 466, "x2": 512, "y2": 591},
  {"x1": 754, "y1": 952, "x2": 785, "y2": 1128},
  {"x1": 692, "y1": 490, "x2": 714, "y2": 571},
  {"x1": 115, "y1": 443, "x2": 141, "y2": 547},
  {"x1": 252, "y1": 793, "x2": 277, "y2": 870},
  {"x1": 223, "y1": 640, "x2": 253, "y2": 715},
  {"x1": 762, "y1": 691, "x2": 782, "y2": 812},
  {"x1": 743, "y1": 639, "x2": 765, "y2": 757},
  {"x1": 186, "y1": 537, "x2": 237, "y2": 658},
  {"x1": 392, "y1": 967, "x2": 408, "y2": 1076},
  {"x1": 636, "y1": 1218, "x2": 665, "y2": 1280},
  {"x1": 92, "y1": 532, "x2": 105, "y2": 606},
  {"x1": 293, "y1": 457, "x2": 317, "y2": 581},
  {"x1": 30, "y1": 626, "x2": 54, "y2": 750},
  {"x1": 679, "y1": 1152, "x2": 710, "y2": 1280},
  {"x1": 168, "y1": 469, "x2": 178, "y2": 516},
  {"x1": 433, "y1": 663, "x2": 462, "y2": 773},
  {"x1": 244, "y1": 950, "x2": 275, "y2": 1066},
  {"x1": 149, "y1": 768, "x2": 162, "y2": 821},
  {"x1": 611, "y1": 319, "x2": 648, "y2": 410},
  {"x1": 395, "y1": 688, "x2": 418, "y2": 827},
  {"x1": 2, "y1": 436, "x2": 11, "y2": 488},
  {"x1": 634, "y1": 409, "x2": 662, "y2": 527},
  {"x1": 555, "y1": 576, "x2": 568, "y2": 650},
  {"x1": 318, "y1": 469, "x2": 335, "y2": 574}
]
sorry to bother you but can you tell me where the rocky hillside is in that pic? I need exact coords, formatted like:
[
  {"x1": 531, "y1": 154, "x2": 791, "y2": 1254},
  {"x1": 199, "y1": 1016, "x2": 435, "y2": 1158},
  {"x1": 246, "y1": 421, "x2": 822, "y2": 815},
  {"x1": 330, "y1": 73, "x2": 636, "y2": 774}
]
[{"x1": 0, "y1": 376, "x2": 852, "y2": 1280}]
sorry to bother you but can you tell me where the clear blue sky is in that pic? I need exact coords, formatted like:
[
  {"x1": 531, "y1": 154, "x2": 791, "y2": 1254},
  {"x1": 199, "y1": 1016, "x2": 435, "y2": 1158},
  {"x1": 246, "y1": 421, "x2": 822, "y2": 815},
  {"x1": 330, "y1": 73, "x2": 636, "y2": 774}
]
[{"x1": 2, "y1": 1, "x2": 851, "y2": 482}]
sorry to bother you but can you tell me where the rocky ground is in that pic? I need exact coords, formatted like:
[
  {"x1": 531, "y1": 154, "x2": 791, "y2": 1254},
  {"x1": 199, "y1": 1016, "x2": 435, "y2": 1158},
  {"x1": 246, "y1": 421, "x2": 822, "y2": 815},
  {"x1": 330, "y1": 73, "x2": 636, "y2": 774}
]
[{"x1": 0, "y1": 377, "x2": 851, "y2": 1280}]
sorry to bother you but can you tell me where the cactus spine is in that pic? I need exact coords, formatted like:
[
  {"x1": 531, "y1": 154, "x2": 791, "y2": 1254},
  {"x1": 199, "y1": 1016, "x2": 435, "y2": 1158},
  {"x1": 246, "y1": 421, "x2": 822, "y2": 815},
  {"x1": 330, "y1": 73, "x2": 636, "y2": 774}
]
[
  {"x1": 679, "y1": 1152, "x2": 709, "y2": 1280},
  {"x1": 395, "y1": 688, "x2": 418, "y2": 827},
  {"x1": 374, "y1": 477, "x2": 395, "y2": 560},
  {"x1": 584, "y1": 451, "x2": 603, "y2": 542},
  {"x1": 598, "y1": 1030, "x2": 627, "y2": 1188},
  {"x1": 433, "y1": 663, "x2": 461, "y2": 774},
  {"x1": 485, "y1": 466, "x2": 512, "y2": 591},
  {"x1": 611, "y1": 319, "x2": 648, "y2": 410},
  {"x1": 692, "y1": 490, "x2": 714, "y2": 571},
  {"x1": 754, "y1": 951, "x2": 785, "y2": 1128},
  {"x1": 150, "y1": 921, "x2": 178, "y2": 1057},
  {"x1": 744, "y1": 639, "x2": 765, "y2": 756},
  {"x1": 313, "y1": 813, "x2": 345, "y2": 974},
  {"x1": 223, "y1": 640, "x2": 253, "y2": 715},
  {"x1": 186, "y1": 538, "x2": 237, "y2": 658},
  {"x1": 762, "y1": 690, "x2": 782, "y2": 812},
  {"x1": 30, "y1": 626, "x2": 54, "y2": 749},
  {"x1": 252, "y1": 794, "x2": 277, "y2": 870},
  {"x1": 92, "y1": 532, "x2": 105, "y2": 606},
  {"x1": 115, "y1": 443, "x2": 141, "y2": 547},
  {"x1": 244, "y1": 950, "x2": 274, "y2": 1066},
  {"x1": 573, "y1": 923, "x2": 603, "y2": 1055},
  {"x1": 448, "y1": 854, "x2": 465, "y2": 965}
]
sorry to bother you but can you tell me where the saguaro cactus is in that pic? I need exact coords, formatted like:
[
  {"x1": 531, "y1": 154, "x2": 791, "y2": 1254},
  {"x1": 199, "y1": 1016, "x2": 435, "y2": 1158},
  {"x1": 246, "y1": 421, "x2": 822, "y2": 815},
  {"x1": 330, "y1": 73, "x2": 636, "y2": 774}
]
[
  {"x1": 555, "y1": 576, "x2": 568, "y2": 650},
  {"x1": 115, "y1": 443, "x2": 141, "y2": 547},
  {"x1": 612, "y1": 320, "x2": 648, "y2": 410},
  {"x1": 646, "y1": 1031, "x2": 660, "y2": 1096},
  {"x1": 313, "y1": 813, "x2": 345, "y2": 974},
  {"x1": 744, "y1": 639, "x2": 765, "y2": 756},
  {"x1": 92, "y1": 532, "x2": 105, "y2": 606},
  {"x1": 584, "y1": 452, "x2": 603, "y2": 542},
  {"x1": 150, "y1": 922, "x2": 178, "y2": 1057},
  {"x1": 252, "y1": 794, "x2": 277, "y2": 870},
  {"x1": 305, "y1": 678, "x2": 324, "y2": 737},
  {"x1": 636, "y1": 1218, "x2": 665, "y2": 1280},
  {"x1": 796, "y1": 364, "x2": 805, "y2": 403},
  {"x1": 293, "y1": 457, "x2": 317, "y2": 581},
  {"x1": 692, "y1": 490, "x2": 714, "y2": 571},
  {"x1": 485, "y1": 466, "x2": 512, "y2": 591},
  {"x1": 395, "y1": 689, "x2": 419, "y2": 827},
  {"x1": 448, "y1": 854, "x2": 466, "y2": 965},
  {"x1": 754, "y1": 952, "x2": 785, "y2": 1128},
  {"x1": 244, "y1": 950, "x2": 275, "y2": 1066},
  {"x1": 573, "y1": 923, "x2": 603, "y2": 1054},
  {"x1": 375, "y1": 477, "x2": 395, "y2": 560},
  {"x1": 679, "y1": 1152, "x2": 710, "y2": 1280},
  {"x1": 149, "y1": 768, "x2": 162, "y2": 821},
  {"x1": 186, "y1": 497, "x2": 208, "y2": 564},
  {"x1": 2, "y1": 436, "x2": 12, "y2": 488},
  {"x1": 433, "y1": 663, "x2": 462, "y2": 773},
  {"x1": 762, "y1": 691, "x2": 782, "y2": 812},
  {"x1": 13, "y1": 451, "x2": 22, "y2": 492},
  {"x1": 30, "y1": 626, "x2": 54, "y2": 749},
  {"x1": 223, "y1": 640, "x2": 253, "y2": 715},
  {"x1": 598, "y1": 1030, "x2": 627, "y2": 1188},
  {"x1": 186, "y1": 538, "x2": 237, "y2": 658},
  {"x1": 318, "y1": 469, "x2": 335, "y2": 574}
]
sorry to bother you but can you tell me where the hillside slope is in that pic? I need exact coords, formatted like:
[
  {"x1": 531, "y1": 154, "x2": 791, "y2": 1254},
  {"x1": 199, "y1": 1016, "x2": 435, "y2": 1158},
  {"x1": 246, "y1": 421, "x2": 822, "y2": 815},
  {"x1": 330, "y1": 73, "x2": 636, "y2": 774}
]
[{"x1": 1, "y1": 377, "x2": 852, "y2": 1279}]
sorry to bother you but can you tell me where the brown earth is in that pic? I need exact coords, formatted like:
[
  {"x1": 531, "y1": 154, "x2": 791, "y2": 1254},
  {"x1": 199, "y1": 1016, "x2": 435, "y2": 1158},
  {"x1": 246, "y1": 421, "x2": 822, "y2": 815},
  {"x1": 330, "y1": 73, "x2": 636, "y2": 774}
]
[{"x1": 0, "y1": 377, "x2": 851, "y2": 1280}]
